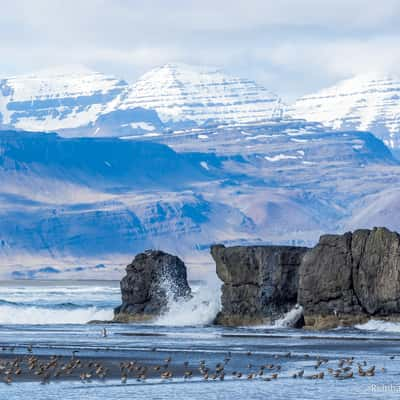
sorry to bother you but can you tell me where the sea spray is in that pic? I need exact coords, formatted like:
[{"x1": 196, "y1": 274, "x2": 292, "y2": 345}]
[
  {"x1": 155, "y1": 281, "x2": 221, "y2": 326},
  {"x1": 274, "y1": 305, "x2": 304, "y2": 328},
  {"x1": 244, "y1": 305, "x2": 304, "y2": 329}
]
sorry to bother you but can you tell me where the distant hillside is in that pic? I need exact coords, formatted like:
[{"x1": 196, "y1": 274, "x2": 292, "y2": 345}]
[{"x1": 1, "y1": 122, "x2": 400, "y2": 278}]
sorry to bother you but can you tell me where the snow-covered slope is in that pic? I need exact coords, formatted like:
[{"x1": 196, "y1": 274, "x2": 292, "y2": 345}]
[
  {"x1": 0, "y1": 66, "x2": 127, "y2": 131},
  {"x1": 0, "y1": 63, "x2": 284, "y2": 134},
  {"x1": 118, "y1": 63, "x2": 283, "y2": 125},
  {"x1": 289, "y1": 73, "x2": 400, "y2": 148},
  {"x1": 4, "y1": 64, "x2": 400, "y2": 146}
]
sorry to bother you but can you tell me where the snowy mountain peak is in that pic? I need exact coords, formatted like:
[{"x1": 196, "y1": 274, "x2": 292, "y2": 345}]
[
  {"x1": 119, "y1": 63, "x2": 283, "y2": 124},
  {"x1": 136, "y1": 62, "x2": 226, "y2": 83},
  {"x1": 289, "y1": 72, "x2": 400, "y2": 148},
  {"x1": 0, "y1": 67, "x2": 127, "y2": 131}
]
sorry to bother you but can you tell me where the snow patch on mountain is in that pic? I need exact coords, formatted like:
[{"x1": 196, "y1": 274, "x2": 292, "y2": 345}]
[{"x1": 265, "y1": 154, "x2": 301, "y2": 162}]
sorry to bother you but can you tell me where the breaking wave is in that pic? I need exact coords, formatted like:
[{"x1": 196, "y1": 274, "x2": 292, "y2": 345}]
[
  {"x1": 0, "y1": 281, "x2": 119, "y2": 324},
  {"x1": 274, "y1": 305, "x2": 304, "y2": 328},
  {"x1": 0, "y1": 280, "x2": 220, "y2": 326},
  {"x1": 0, "y1": 304, "x2": 113, "y2": 324},
  {"x1": 154, "y1": 282, "x2": 221, "y2": 326},
  {"x1": 355, "y1": 319, "x2": 400, "y2": 333}
]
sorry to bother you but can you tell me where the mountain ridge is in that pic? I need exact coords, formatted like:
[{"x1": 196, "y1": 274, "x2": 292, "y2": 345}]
[
  {"x1": 2, "y1": 64, "x2": 400, "y2": 149},
  {"x1": 0, "y1": 63, "x2": 285, "y2": 136}
]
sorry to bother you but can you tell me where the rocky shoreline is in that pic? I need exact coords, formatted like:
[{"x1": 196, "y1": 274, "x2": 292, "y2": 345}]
[{"x1": 114, "y1": 227, "x2": 400, "y2": 330}]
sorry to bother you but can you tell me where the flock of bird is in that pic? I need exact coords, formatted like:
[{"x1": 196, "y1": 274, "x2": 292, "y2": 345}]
[
  {"x1": 0, "y1": 346, "x2": 391, "y2": 385},
  {"x1": 0, "y1": 352, "x2": 111, "y2": 385}
]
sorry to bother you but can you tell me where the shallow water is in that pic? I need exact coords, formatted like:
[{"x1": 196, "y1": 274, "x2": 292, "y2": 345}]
[
  {"x1": 3, "y1": 377, "x2": 397, "y2": 400},
  {"x1": 1, "y1": 280, "x2": 400, "y2": 399}
]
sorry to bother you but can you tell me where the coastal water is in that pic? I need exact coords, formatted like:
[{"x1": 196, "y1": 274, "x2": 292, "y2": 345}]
[
  {"x1": 1, "y1": 280, "x2": 400, "y2": 399},
  {"x1": 0, "y1": 280, "x2": 119, "y2": 324}
]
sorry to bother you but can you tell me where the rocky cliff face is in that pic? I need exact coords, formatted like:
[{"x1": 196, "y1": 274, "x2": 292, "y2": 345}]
[
  {"x1": 114, "y1": 250, "x2": 191, "y2": 322},
  {"x1": 212, "y1": 227, "x2": 400, "y2": 329},
  {"x1": 211, "y1": 244, "x2": 308, "y2": 326},
  {"x1": 298, "y1": 227, "x2": 400, "y2": 328}
]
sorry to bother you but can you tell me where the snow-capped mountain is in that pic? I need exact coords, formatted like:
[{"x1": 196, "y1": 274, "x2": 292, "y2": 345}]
[
  {"x1": 3, "y1": 65, "x2": 400, "y2": 277},
  {"x1": 3, "y1": 64, "x2": 400, "y2": 148},
  {"x1": 0, "y1": 63, "x2": 284, "y2": 135},
  {"x1": 289, "y1": 73, "x2": 400, "y2": 148},
  {"x1": 0, "y1": 66, "x2": 127, "y2": 131},
  {"x1": 119, "y1": 63, "x2": 283, "y2": 125}
]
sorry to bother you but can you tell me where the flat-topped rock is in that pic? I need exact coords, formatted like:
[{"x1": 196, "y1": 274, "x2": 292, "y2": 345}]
[
  {"x1": 211, "y1": 244, "x2": 308, "y2": 326},
  {"x1": 113, "y1": 250, "x2": 191, "y2": 322}
]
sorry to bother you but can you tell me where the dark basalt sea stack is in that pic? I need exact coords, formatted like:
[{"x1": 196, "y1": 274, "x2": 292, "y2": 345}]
[
  {"x1": 113, "y1": 250, "x2": 191, "y2": 322},
  {"x1": 298, "y1": 227, "x2": 400, "y2": 329},
  {"x1": 211, "y1": 244, "x2": 308, "y2": 327}
]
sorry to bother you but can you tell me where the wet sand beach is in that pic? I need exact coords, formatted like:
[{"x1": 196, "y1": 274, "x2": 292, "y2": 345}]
[{"x1": 0, "y1": 331, "x2": 397, "y2": 385}]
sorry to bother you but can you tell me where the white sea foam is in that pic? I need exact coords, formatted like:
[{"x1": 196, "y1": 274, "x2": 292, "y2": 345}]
[
  {"x1": 240, "y1": 305, "x2": 304, "y2": 330},
  {"x1": 155, "y1": 283, "x2": 221, "y2": 326},
  {"x1": 355, "y1": 319, "x2": 400, "y2": 333},
  {"x1": 0, "y1": 304, "x2": 113, "y2": 324},
  {"x1": 274, "y1": 305, "x2": 304, "y2": 328}
]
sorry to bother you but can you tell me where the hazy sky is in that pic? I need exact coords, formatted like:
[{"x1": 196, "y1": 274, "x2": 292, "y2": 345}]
[{"x1": 2, "y1": 0, "x2": 400, "y2": 101}]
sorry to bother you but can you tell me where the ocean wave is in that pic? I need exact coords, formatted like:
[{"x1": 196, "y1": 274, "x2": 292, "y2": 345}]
[
  {"x1": 0, "y1": 281, "x2": 219, "y2": 326},
  {"x1": 355, "y1": 319, "x2": 400, "y2": 332},
  {"x1": 274, "y1": 305, "x2": 304, "y2": 328},
  {"x1": 0, "y1": 286, "x2": 120, "y2": 294},
  {"x1": 0, "y1": 304, "x2": 113, "y2": 324},
  {"x1": 154, "y1": 283, "x2": 221, "y2": 326},
  {"x1": 0, "y1": 299, "x2": 112, "y2": 310}
]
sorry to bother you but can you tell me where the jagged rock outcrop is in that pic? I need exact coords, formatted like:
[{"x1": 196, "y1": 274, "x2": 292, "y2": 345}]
[
  {"x1": 113, "y1": 250, "x2": 191, "y2": 322},
  {"x1": 298, "y1": 227, "x2": 400, "y2": 329},
  {"x1": 211, "y1": 244, "x2": 308, "y2": 326}
]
